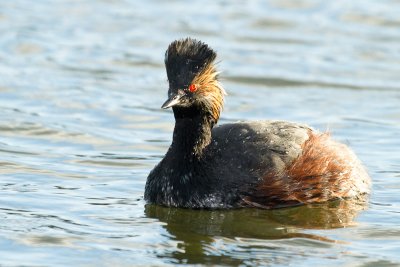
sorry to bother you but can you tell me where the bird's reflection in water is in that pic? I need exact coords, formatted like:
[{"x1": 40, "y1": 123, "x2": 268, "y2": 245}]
[{"x1": 145, "y1": 198, "x2": 368, "y2": 265}]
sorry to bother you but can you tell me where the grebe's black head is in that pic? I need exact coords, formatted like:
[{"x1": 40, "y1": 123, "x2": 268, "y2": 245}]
[{"x1": 162, "y1": 38, "x2": 225, "y2": 123}]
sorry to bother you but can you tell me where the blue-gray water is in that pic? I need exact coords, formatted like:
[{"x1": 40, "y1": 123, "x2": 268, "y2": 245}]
[{"x1": 1, "y1": 1, "x2": 400, "y2": 266}]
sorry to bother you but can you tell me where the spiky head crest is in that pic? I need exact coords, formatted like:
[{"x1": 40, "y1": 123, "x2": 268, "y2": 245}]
[{"x1": 165, "y1": 38, "x2": 216, "y2": 89}]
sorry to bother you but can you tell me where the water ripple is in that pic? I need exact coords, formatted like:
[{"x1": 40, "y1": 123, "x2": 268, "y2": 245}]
[{"x1": 1, "y1": 0, "x2": 400, "y2": 266}]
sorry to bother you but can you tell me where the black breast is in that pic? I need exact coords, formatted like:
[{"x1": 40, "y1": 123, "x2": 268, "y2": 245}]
[{"x1": 146, "y1": 120, "x2": 312, "y2": 209}]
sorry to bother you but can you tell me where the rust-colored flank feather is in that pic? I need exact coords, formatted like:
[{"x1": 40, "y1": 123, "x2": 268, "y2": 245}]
[{"x1": 243, "y1": 131, "x2": 371, "y2": 209}]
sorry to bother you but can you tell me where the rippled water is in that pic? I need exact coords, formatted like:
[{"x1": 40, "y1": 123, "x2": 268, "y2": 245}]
[{"x1": 1, "y1": 0, "x2": 400, "y2": 266}]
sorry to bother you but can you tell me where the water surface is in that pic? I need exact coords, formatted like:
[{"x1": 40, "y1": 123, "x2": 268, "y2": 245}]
[{"x1": 1, "y1": 0, "x2": 400, "y2": 266}]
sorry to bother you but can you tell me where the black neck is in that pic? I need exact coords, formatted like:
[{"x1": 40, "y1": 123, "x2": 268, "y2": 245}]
[{"x1": 169, "y1": 105, "x2": 214, "y2": 159}]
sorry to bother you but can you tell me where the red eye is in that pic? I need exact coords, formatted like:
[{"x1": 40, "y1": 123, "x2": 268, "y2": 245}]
[{"x1": 189, "y1": 84, "x2": 197, "y2": 92}]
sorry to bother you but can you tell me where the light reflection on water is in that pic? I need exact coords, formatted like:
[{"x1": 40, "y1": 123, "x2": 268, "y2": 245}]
[{"x1": 1, "y1": 0, "x2": 400, "y2": 266}]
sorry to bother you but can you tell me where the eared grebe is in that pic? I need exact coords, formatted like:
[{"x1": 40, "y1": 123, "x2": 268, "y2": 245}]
[{"x1": 145, "y1": 38, "x2": 371, "y2": 209}]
